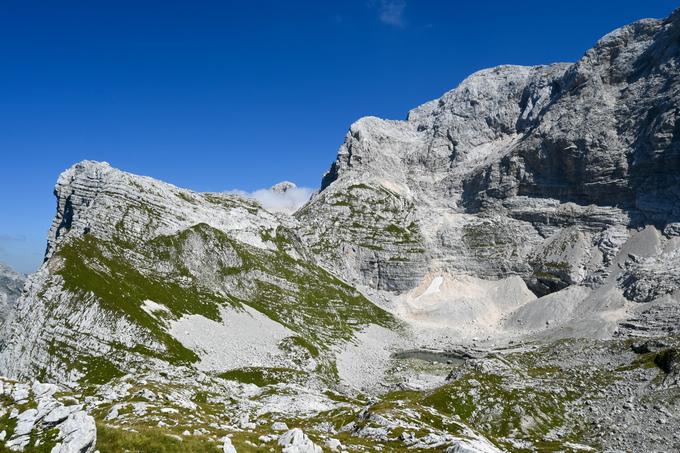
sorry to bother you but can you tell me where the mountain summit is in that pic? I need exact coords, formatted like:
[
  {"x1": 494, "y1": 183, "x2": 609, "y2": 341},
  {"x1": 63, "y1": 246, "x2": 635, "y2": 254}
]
[{"x1": 270, "y1": 181, "x2": 298, "y2": 193}]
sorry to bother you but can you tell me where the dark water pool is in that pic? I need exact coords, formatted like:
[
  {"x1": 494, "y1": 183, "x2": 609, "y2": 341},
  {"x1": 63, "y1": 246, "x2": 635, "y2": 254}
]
[{"x1": 391, "y1": 349, "x2": 466, "y2": 365}]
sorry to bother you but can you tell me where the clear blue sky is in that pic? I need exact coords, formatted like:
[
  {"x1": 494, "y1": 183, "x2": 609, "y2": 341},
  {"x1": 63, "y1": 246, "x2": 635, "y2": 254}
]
[{"x1": 1, "y1": 0, "x2": 677, "y2": 273}]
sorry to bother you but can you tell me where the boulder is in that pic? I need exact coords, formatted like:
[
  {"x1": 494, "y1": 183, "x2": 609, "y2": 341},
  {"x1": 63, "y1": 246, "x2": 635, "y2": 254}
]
[
  {"x1": 278, "y1": 428, "x2": 322, "y2": 453},
  {"x1": 222, "y1": 436, "x2": 237, "y2": 453},
  {"x1": 51, "y1": 411, "x2": 96, "y2": 453}
]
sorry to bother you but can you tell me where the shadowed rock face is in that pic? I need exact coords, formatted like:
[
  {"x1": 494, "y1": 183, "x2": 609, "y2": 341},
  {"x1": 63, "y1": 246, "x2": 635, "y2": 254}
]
[
  {"x1": 299, "y1": 9, "x2": 680, "y2": 296},
  {"x1": 506, "y1": 12, "x2": 680, "y2": 224}
]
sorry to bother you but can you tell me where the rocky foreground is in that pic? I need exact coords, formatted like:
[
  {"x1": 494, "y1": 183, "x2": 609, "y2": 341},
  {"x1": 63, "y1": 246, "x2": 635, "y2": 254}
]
[
  {"x1": 1, "y1": 7, "x2": 680, "y2": 453},
  {"x1": 0, "y1": 335, "x2": 678, "y2": 452}
]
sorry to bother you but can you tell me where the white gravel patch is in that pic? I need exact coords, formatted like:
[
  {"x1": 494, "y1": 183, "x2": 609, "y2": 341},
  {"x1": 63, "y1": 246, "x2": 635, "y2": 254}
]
[
  {"x1": 255, "y1": 386, "x2": 338, "y2": 417},
  {"x1": 335, "y1": 324, "x2": 407, "y2": 392},
  {"x1": 169, "y1": 305, "x2": 295, "y2": 372},
  {"x1": 396, "y1": 273, "x2": 536, "y2": 335}
]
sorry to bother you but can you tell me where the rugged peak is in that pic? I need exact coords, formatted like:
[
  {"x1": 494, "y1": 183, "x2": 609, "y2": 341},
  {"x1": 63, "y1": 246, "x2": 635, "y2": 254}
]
[
  {"x1": 0, "y1": 262, "x2": 25, "y2": 322},
  {"x1": 45, "y1": 161, "x2": 281, "y2": 261},
  {"x1": 305, "y1": 6, "x2": 680, "y2": 302},
  {"x1": 321, "y1": 7, "x2": 680, "y2": 224},
  {"x1": 270, "y1": 181, "x2": 297, "y2": 193},
  {"x1": 54, "y1": 160, "x2": 113, "y2": 189},
  {"x1": 320, "y1": 62, "x2": 568, "y2": 192},
  {"x1": 560, "y1": 16, "x2": 665, "y2": 90},
  {"x1": 46, "y1": 160, "x2": 118, "y2": 259},
  {"x1": 0, "y1": 262, "x2": 22, "y2": 280},
  {"x1": 406, "y1": 64, "x2": 536, "y2": 122}
]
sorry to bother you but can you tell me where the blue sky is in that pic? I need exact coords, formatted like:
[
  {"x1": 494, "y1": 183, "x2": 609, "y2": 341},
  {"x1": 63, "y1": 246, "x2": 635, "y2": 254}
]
[{"x1": 1, "y1": 0, "x2": 677, "y2": 273}]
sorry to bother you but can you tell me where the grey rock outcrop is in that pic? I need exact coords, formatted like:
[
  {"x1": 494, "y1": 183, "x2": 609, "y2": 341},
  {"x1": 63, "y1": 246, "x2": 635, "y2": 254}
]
[
  {"x1": 278, "y1": 428, "x2": 322, "y2": 453},
  {"x1": 51, "y1": 410, "x2": 96, "y2": 453},
  {"x1": 222, "y1": 436, "x2": 237, "y2": 453},
  {"x1": 271, "y1": 181, "x2": 297, "y2": 193},
  {"x1": 620, "y1": 247, "x2": 680, "y2": 302},
  {"x1": 0, "y1": 378, "x2": 95, "y2": 453}
]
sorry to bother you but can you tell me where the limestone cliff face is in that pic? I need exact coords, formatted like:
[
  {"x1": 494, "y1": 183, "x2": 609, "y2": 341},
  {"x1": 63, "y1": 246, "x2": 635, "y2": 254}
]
[
  {"x1": 45, "y1": 161, "x2": 282, "y2": 259},
  {"x1": 299, "y1": 10, "x2": 680, "y2": 297},
  {"x1": 477, "y1": 12, "x2": 680, "y2": 221}
]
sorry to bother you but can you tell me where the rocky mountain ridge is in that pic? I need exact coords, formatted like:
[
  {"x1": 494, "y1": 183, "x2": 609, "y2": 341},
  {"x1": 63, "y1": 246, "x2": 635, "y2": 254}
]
[
  {"x1": 299, "y1": 8, "x2": 680, "y2": 311},
  {"x1": 1, "y1": 8, "x2": 680, "y2": 453},
  {"x1": 0, "y1": 262, "x2": 24, "y2": 322}
]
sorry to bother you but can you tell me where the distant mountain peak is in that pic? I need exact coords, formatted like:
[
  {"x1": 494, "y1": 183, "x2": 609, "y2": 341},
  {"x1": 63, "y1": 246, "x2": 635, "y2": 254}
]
[{"x1": 270, "y1": 181, "x2": 297, "y2": 193}]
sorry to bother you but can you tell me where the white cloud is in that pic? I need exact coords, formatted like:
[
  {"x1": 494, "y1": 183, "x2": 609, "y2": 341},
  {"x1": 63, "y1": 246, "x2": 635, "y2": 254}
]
[
  {"x1": 376, "y1": 0, "x2": 406, "y2": 26},
  {"x1": 227, "y1": 185, "x2": 316, "y2": 215}
]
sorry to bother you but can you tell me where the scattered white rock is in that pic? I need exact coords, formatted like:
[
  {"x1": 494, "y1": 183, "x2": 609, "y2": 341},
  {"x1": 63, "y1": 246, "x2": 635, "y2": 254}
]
[
  {"x1": 51, "y1": 410, "x2": 96, "y2": 453},
  {"x1": 278, "y1": 428, "x2": 322, "y2": 453},
  {"x1": 136, "y1": 389, "x2": 156, "y2": 401},
  {"x1": 14, "y1": 408, "x2": 38, "y2": 437},
  {"x1": 222, "y1": 436, "x2": 237, "y2": 453},
  {"x1": 32, "y1": 382, "x2": 58, "y2": 399},
  {"x1": 44, "y1": 405, "x2": 77, "y2": 425},
  {"x1": 325, "y1": 438, "x2": 342, "y2": 451},
  {"x1": 447, "y1": 437, "x2": 504, "y2": 453},
  {"x1": 11, "y1": 384, "x2": 30, "y2": 403},
  {"x1": 271, "y1": 421, "x2": 289, "y2": 431}
]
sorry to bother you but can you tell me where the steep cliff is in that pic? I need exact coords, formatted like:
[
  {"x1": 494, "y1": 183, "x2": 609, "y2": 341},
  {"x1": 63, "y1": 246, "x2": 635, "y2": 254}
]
[{"x1": 298, "y1": 11, "x2": 680, "y2": 304}]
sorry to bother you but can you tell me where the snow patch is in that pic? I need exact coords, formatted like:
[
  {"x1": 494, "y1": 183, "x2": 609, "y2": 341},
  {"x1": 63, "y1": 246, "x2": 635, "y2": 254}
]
[{"x1": 416, "y1": 276, "x2": 443, "y2": 300}]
